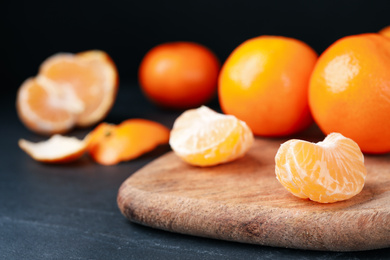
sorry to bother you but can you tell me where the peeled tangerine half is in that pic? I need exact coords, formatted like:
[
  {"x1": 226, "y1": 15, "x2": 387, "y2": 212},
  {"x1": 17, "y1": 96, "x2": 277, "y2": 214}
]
[
  {"x1": 275, "y1": 133, "x2": 367, "y2": 203},
  {"x1": 16, "y1": 50, "x2": 118, "y2": 135},
  {"x1": 169, "y1": 106, "x2": 254, "y2": 167},
  {"x1": 19, "y1": 135, "x2": 88, "y2": 163}
]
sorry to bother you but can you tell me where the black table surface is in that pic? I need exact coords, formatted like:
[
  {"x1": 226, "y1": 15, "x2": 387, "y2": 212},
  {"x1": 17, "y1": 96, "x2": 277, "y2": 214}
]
[{"x1": 1, "y1": 85, "x2": 389, "y2": 260}]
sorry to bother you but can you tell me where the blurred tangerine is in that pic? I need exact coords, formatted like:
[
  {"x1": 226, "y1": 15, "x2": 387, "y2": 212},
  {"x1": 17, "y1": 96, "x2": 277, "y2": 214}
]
[{"x1": 139, "y1": 42, "x2": 220, "y2": 109}]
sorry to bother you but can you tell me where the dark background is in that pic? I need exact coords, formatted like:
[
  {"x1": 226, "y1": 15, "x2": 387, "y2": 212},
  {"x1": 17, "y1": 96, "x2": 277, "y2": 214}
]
[{"x1": 2, "y1": 0, "x2": 390, "y2": 97}]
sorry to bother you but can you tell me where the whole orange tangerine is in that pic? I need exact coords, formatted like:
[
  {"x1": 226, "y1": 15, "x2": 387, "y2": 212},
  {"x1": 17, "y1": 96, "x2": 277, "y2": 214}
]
[
  {"x1": 139, "y1": 42, "x2": 220, "y2": 109},
  {"x1": 218, "y1": 36, "x2": 317, "y2": 136},
  {"x1": 309, "y1": 33, "x2": 390, "y2": 154}
]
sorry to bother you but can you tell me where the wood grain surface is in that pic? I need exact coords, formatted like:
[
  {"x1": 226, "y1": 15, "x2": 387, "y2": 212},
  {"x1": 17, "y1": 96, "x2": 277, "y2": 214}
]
[{"x1": 117, "y1": 128, "x2": 390, "y2": 251}]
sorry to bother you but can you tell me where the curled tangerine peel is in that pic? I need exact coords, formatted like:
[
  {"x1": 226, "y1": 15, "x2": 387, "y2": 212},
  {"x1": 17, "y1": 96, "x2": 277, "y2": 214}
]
[
  {"x1": 275, "y1": 133, "x2": 367, "y2": 203},
  {"x1": 19, "y1": 135, "x2": 88, "y2": 163},
  {"x1": 169, "y1": 106, "x2": 254, "y2": 167},
  {"x1": 87, "y1": 119, "x2": 170, "y2": 165}
]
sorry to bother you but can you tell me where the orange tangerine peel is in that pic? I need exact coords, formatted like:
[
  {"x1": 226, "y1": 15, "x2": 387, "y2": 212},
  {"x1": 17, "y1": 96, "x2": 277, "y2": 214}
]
[
  {"x1": 19, "y1": 135, "x2": 88, "y2": 163},
  {"x1": 169, "y1": 106, "x2": 254, "y2": 167},
  {"x1": 275, "y1": 133, "x2": 367, "y2": 203},
  {"x1": 87, "y1": 119, "x2": 170, "y2": 165}
]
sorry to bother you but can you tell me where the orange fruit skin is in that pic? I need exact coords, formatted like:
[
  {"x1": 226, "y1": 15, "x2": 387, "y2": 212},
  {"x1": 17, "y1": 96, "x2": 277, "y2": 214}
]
[
  {"x1": 218, "y1": 35, "x2": 318, "y2": 137},
  {"x1": 379, "y1": 25, "x2": 390, "y2": 38},
  {"x1": 309, "y1": 33, "x2": 390, "y2": 154},
  {"x1": 87, "y1": 119, "x2": 170, "y2": 165},
  {"x1": 139, "y1": 42, "x2": 220, "y2": 109}
]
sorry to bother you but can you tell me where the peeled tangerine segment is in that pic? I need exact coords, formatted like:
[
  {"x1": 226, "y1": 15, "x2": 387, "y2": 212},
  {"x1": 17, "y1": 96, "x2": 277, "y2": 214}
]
[
  {"x1": 169, "y1": 106, "x2": 254, "y2": 166},
  {"x1": 275, "y1": 133, "x2": 367, "y2": 203},
  {"x1": 19, "y1": 135, "x2": 87, "y2": 163}
]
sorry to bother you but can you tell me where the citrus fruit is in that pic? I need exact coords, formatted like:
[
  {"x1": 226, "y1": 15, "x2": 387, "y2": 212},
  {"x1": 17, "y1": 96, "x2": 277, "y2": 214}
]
[
  {"x1": 87, "y1": 119, "x2": 170, "y2": 165},
  {"x1": 169, "y1": 106, "x2": 254, "y2": 167},
  {"x1": 16, "y1": 50, "x2": 118, "y2": 135},
  {"x1": 309, "y1": 33, "x2": 390, "y2": 154},
  {"x1": 218, "y1": 35, "x2": 317, "y2": 137},
  {"x1": 139, "y1": 42, "x2": 220, "y2": 109},
  {"x1": 275, "y1": 133, "x2": 367, "y2": 203},
  {"x1": 379, "y1": 25, "x2": 390, "y2": 38},
  {"x1": 19, "y1": 135, "x2": 88, "y2": 163}
]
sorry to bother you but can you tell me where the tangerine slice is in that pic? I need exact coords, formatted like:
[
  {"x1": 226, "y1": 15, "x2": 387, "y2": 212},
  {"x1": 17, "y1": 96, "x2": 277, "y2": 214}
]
[
  {"x1": 19, "y1": 135, "x2": 87, "y2": 163},
  {"x1": 87, "y1": 119, "x2": 170, "y2": 165},
  {"x1": 169, "y1": 106, "x2": 254, "y2": 167},
  {"x1": 275, "y1": 133, "x2": 367, "y2": 203}
]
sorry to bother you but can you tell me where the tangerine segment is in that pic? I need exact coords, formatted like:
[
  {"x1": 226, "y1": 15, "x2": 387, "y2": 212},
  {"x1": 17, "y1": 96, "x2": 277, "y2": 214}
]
[
  {"x1": 275, "y1": 133, "x2": 367, "y2": 203},
  {"x1": 87, "y1": 119, "x2": 170, "y2": 165},
  {"x1": 39, "y1": 50, "x2": 118, "y2": 127},
  {"x1": 16, "y1": 78, "x2": 80, "y2": 135},
  {"x1": 19, "y1": 135, "x2": 87, "y2": 163},
  {"x1": 169, "y1": 106, "x2": 254, "y2": 167}
]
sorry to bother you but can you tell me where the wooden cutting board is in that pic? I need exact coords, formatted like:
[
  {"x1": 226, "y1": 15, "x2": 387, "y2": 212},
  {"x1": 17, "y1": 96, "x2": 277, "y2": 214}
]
[{"x1": 117, "y1": 129, "x2": 390, "y2": 252}]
